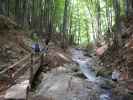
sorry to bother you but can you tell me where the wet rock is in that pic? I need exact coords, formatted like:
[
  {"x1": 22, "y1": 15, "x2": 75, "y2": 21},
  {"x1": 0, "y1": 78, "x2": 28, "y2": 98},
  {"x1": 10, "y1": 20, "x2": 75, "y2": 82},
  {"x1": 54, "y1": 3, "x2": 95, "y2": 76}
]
[
  {"x1": 100, "y1": 94, "x2": 111, "y2": 100},
  {"x1": 63, "y1": 63, "x2": 80, "y2": 73},
  {"x1": 35, "y1": 69, "x2": 99, "y2": 100},
  {"x1": 38, "y1": 72, "x2": 48, "y2": 82},
  {"x1": 73, "y1": 72, "x2": 86, "y2": 79},
  {"x1": 83, "y1": 52, "x2": 92, "y2": 57},
  {"x1": 96, "y1": 67, "x2": 112, "y2": 77},
  {"x1": 99, "y1": 79, "x2": 114, "y2": 90}
]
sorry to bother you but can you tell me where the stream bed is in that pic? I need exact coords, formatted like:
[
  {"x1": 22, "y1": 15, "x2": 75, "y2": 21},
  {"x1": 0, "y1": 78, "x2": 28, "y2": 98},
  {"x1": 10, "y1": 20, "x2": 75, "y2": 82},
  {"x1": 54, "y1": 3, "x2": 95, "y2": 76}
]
[
  {"x1": 30, "y1": 48, "x2": 129, "y2": 100},
  {"x1": 71, "y1": 48, "x2": 113, "y2": 100}
]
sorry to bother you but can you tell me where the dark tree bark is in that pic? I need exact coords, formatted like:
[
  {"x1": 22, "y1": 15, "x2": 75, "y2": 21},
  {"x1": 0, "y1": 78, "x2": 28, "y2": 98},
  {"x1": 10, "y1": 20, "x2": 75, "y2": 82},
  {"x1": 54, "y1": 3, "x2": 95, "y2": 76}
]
[
  {"x1": 0, "y1": 0, "x2": 6, "y2": 15},
  {"x1": 125, "y1": 0, "x2": 133, "y2": 16},
  {"x1": 62, "y1": 0, "x2": 69, "y2": 35},
  {"x1": 15, "y1": 0, "x2": 21, "y2": 24},
  {"x1": 61, "y1": 0, "x2": 69, "y2": 48},
  {"x1": 0, "y1": 0, "x2": 3, "y2": 14},
  {"x1": 113, "y1": 0, "x2": 122, "y2": 48}
]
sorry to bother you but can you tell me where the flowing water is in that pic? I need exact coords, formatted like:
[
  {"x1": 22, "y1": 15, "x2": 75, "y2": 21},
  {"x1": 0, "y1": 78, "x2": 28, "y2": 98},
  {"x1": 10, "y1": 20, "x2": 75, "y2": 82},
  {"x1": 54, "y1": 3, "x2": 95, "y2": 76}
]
[
  {"x1": 71, "y1": 48, "x2": 112, "y2": 100},
  {"x1": 71, "y1": 48, "x2": 97, "y2": 81}
]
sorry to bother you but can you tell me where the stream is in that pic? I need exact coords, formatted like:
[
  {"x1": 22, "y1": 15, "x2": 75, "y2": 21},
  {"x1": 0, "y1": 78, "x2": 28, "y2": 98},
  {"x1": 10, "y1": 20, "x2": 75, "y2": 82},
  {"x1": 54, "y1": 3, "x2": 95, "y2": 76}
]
[
  {"x1": 32, "y1": 48, "x2": 128, "y2": 100},
  {"x1": 71, "y1": 48, "x2": 112, "y2": 100}
]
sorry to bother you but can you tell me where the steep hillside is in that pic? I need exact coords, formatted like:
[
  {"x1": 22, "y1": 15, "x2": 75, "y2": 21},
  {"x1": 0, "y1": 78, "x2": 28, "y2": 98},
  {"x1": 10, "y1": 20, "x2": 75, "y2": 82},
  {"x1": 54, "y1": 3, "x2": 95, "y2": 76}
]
[
  {"x1": 0, "y1": 16, "x2": 31, "y2": 72},
  {"x1": 101, "y1": 16, "x2": 133, "y2": 79}
]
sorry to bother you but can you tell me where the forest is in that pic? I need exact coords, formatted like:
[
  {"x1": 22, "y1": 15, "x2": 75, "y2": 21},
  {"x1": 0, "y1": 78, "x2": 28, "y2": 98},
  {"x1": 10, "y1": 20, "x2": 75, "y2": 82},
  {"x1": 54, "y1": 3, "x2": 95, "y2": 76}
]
[
  {"x1": 0, "y1": 0, "x2": 133, "y2": 100},
  {"x1": 1, "y1": 0, "x2": 132, "y2": 45}
]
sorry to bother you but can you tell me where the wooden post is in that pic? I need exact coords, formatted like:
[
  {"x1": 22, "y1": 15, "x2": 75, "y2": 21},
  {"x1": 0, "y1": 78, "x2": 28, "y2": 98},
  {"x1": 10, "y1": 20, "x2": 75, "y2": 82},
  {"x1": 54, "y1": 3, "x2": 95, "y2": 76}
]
[
  {"x1": 40, "y1": 53, "x2": 44, "y2": 67},
  {"x1": 30, "y1": 53, "x2": 33, "y2": 84}
]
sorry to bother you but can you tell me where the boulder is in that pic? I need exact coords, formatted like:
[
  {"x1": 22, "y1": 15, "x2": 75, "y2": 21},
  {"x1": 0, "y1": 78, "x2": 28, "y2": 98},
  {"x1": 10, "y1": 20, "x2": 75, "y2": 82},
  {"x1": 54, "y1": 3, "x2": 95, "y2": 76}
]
[
  {"x1": 4, "y1": 80, "x2": 29, "y2": 100},
  {"x1": 96, "y1": 44, "x2": 108, "y2": 56}
]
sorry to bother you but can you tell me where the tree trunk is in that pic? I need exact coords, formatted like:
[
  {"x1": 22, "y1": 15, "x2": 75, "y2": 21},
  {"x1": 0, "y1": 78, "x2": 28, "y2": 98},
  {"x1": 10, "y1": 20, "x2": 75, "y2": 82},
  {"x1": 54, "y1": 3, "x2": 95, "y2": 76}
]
[
  {"x1": 96, "y1": 0, "x2": 101, "y2": 41},
  {"x1": 61, "y1": 0, "x2": 69, "y2": 48},
  {"x1": 113, "y1": 0, "x2": 122, "y2": 48},
  {"x1": 0, "y1": 0, "x2": 6, "y2": 15},
  {"x1": 125, "y1": 0, "x2": 133, "y2": 16}
]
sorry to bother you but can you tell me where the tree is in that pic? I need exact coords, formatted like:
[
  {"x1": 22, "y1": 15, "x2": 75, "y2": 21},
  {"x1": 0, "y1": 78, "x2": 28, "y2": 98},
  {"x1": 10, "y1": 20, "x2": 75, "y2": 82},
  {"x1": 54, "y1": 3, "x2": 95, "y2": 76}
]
[
  {"x1": 125, "y1": 0, "x2": 133, "y2": 16},
  {"x1": 61, "y1": 0, "x2": 69, "y2": 48},
  {"x1": 0, "y1": 0, "x2": 7, "y2": 15},
  {"x1": 0, "y1": 0, "x2": 131, "y2": 47},
  {"x1": 112, "y1": 0, "x2": 122, "y2": 48}
]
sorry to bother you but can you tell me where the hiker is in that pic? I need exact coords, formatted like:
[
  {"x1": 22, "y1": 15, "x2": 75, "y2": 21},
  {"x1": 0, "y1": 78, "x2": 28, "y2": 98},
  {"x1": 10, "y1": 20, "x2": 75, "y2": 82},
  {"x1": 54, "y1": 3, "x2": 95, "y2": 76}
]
[
  {"x1": 112, "y1": 69, "x2": 120, "y2": 82},
  {"x1": 31, "y1": 32, "x2": 40, "y2": 54},
  {"x1": 42, "y1": 38, "x2": 49, "y2": 53}
]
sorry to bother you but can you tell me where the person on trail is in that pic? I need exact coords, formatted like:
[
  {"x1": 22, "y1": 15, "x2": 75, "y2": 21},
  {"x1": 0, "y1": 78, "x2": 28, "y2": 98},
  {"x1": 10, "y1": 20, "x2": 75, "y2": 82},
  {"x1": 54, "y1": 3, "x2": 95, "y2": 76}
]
[{"x1": 31, "y1": 32, "x2": 40, "y2": 54}]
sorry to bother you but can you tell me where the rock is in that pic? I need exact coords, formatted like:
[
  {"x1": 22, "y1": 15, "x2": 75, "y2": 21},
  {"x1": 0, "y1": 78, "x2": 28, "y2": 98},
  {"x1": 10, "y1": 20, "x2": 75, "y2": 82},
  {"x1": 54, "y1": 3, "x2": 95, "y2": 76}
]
[
  {"x1": 96, "y1": 67, "x2": 112, "y2": 77},
  {"x1": 64, "y1": 63, "x2": 79, "y2": 72},
  {"x1": 100, "y1": 94, "x2": 111, "y2": 100},
  {"x1": 127, "y1": 81, "x2": 133, "y2": 93},
  {"x1": 36, "y1": 70, "x2": 99, "y2": 100},
  {"x1": 84, "y1": 52, "x2": 92, "y2": 57},
  {"x1": 4, "y1": 80, "x2": 29, "y2": 100},
  {"x1": 73, "y1": 72, "x2": 86, "y2": 79},
  {"x1": 96, "y1": 44, "x2": 108, "y2": 56},
  {"x1": 99, "y1": 79, "x2": 114, "y2": 90},
  {"x1": 29, "y1": 95, "x2": 54, "y2": 100}
]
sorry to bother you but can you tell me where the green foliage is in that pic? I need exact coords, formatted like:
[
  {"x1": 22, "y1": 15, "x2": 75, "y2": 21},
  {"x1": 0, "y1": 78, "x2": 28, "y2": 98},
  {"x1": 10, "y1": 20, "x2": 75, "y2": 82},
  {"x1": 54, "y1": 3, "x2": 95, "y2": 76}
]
[
  {"x1": 70, "y1": 0, "x2": 125, "y2": 46},
  {"x1": 54, "y1": 0, "x2": 65, "y2": 27},
  {"x1": 1, "y1": 0, "x2": 126, "y2": 46}
]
